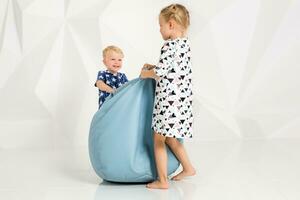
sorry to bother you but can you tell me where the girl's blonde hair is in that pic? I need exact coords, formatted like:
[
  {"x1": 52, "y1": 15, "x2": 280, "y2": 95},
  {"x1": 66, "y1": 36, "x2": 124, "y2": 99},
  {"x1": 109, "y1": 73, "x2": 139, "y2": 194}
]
[
  {"x1": 102, "y1": 45, "x2": 124, "y2": 58},
  {"x1": 159, "y1": 4, "x2": 190, "y2": 30}
]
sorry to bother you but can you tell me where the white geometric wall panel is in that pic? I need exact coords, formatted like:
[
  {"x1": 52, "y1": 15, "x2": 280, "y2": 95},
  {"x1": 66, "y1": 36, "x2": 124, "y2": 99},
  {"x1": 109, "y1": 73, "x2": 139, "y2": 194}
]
[{"x1": 0, "y1": 0, "x2": 299, "y2": 148}]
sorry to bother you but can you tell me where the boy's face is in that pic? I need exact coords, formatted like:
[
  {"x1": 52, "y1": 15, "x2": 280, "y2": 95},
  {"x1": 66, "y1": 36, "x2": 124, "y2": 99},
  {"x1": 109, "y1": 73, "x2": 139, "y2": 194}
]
[{"x1": 103, "y1": 51, "x2": 123, "y2": 73}]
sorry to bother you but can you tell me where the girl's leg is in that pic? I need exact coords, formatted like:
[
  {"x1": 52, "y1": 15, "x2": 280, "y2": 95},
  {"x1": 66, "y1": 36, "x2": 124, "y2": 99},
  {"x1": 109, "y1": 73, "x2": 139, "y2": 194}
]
[
  {"x1": 146, "y1": 132, "x2": 169, "y2": 189},
  {"x1": 165, "y1": 137, "x2": 196, "y2": 181}
]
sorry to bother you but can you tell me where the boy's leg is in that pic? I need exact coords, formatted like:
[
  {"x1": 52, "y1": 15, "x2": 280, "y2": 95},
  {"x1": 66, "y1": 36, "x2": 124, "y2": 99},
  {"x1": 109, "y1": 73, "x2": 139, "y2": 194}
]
[
  {"x1": 146, "y1": 132, "x2": 169, "y2": 189},
  {"x1": 165, "y1": 137, "x2": 196, "y2": 181}
]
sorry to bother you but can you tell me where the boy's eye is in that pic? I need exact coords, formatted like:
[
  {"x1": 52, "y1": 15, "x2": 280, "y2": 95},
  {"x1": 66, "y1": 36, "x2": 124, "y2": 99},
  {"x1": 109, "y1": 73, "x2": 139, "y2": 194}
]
[{"x1": 118, "y1": 59, "x2": 122, "y2": 61}]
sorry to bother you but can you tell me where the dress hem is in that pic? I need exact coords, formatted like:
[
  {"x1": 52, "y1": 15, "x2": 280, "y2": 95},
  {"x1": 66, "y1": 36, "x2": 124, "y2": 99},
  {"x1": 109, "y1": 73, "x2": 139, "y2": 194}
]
[{"x1": 151, "y1": 127, "x2": 193, "y2": 139}]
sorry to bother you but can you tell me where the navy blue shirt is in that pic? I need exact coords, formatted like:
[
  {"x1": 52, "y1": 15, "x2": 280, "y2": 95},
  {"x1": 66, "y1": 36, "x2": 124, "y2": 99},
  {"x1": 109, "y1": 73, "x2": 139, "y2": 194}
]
[{"x1": 95, "y1": 70, "x2": 128, "y2": 109}]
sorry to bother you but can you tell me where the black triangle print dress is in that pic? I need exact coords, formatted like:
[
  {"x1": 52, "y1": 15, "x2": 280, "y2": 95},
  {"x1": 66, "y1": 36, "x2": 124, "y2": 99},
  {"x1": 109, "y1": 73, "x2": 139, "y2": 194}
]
[{"x1": 151, "y1": 37, "x2": 193, "y2": 138}]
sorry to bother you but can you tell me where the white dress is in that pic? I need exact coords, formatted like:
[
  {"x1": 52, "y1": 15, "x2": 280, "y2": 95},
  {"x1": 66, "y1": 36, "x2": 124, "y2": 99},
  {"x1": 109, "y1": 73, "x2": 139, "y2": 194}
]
[{"x1": 151, "y1": 37, "x2": 193, "y2": 138}]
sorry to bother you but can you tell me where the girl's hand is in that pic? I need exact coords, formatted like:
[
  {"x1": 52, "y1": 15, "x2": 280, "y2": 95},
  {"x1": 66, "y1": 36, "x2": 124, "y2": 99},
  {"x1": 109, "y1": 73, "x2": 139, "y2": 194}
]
[
  {"x1": 140, "y1": 69, "x2": 149, "y2": 79},
  {"x1": 142, "y1": 63, "x2": 155, "y2": 70},
  {"x1": 140, "y1": 68, "x2": 160, "y2": 81}
]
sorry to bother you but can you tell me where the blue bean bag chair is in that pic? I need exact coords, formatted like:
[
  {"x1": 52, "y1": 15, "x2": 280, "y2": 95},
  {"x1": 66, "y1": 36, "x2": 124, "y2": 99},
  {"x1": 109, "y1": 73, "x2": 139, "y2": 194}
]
[{"x1": 88, "y1": 77, "x2": 183, "y2": 183}]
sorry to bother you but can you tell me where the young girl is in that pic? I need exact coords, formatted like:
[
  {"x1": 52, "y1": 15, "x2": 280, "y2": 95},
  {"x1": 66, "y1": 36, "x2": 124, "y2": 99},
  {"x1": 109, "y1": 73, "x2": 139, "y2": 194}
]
[{"x1": 140, "y1": 4, "x2": 196, "y2": 189}]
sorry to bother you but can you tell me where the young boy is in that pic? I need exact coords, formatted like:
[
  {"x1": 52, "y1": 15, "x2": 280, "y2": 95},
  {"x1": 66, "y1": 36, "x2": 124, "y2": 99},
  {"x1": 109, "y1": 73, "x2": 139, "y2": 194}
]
[{"x1": 95, "y1": 45, "x2": 129, "y2": 109}]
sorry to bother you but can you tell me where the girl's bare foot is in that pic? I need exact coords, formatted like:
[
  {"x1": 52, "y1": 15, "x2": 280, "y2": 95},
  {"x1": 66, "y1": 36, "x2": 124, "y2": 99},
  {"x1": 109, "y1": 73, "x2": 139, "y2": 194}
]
[
  {"x1": 146, "y1": 180, "x2": 169, "y2": 189},
  {"x1": 171, "y1": 168, "x2": 196, "y2": 181}
]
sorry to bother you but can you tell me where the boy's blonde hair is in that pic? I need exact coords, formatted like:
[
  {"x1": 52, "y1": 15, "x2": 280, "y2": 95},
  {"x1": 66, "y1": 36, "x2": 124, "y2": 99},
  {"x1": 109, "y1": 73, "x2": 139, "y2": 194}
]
[
  {"x1": 159, "y1": 4, "x2": 190, "y2": 30},
  {"x1": 102, "y1": 45, "x2": 124, "y2": 58}
]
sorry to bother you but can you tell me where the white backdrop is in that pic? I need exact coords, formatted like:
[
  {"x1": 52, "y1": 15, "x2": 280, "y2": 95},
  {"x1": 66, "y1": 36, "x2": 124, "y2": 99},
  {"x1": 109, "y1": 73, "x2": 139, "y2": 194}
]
[{"x1": 0, "y1": 0, "x2": 299, "y2": 149}]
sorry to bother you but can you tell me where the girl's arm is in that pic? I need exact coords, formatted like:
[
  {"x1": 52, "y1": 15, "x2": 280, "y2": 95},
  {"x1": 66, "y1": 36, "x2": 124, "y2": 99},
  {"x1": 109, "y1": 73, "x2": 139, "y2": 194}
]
[
  {"x1": 95, "y1": 80, "x2": 116, "y2": 93},
  {"x1": 140, "y1": 67, "x2": 160, "y2": 81},
  {"x1": 141, "y1": 41, "x2": 174, "y2": 80}
]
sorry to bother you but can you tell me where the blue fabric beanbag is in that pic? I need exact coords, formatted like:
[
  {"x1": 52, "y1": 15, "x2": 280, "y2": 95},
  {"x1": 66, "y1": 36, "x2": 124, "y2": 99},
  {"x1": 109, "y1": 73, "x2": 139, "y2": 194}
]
[{"x1": 88, "y1": 78, "x2": 183, "y2": 183}]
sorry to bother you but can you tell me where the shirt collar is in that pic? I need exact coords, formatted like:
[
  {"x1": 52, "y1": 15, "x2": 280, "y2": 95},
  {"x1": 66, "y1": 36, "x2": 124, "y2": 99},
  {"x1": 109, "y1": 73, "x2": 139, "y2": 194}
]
[{"x1": 105, "y1": 69, "x2": 119, "y2": 76}]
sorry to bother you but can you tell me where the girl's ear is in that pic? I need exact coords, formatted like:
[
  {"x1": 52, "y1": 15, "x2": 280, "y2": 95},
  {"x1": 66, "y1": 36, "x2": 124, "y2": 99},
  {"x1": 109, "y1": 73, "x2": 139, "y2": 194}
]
[
  {"x1": 169, "y1": 19, "x2": 175, "y2": 29},
  {"x1": 103, "y1": 59, "x2": 106, "y2": 65}
]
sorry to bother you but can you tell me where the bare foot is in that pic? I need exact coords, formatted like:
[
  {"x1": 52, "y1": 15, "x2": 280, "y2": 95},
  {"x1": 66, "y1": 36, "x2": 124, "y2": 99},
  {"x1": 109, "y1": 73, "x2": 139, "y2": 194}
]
[
  {"x1": 146, "y1": 180, "x2": 169, "y2": 189},
  {"x1": 171, "y1": 168, "x2": 196, "y2": 181}
]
